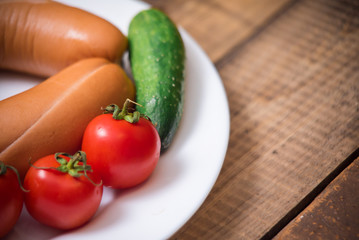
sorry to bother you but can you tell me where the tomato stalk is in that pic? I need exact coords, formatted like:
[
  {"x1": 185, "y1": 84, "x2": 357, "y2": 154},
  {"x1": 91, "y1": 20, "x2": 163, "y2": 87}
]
[
  {"x1": 29, "y1": 151, "x2": 101, "y2": 186},
  {"x1": 104, "y1": 98, "x2": 149, "y2": 123},
  {"x1": 0, "y1": 161, "x2": 28, "y2": 192}
]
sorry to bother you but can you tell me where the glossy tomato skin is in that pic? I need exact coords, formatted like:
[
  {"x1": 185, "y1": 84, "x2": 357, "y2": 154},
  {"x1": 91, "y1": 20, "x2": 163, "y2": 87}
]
[
  {"x1": 0, "y1": 168, "x2": 23, "y2": 238},
  {"x1": 23, "y1": 155, "x2": 103, "y2": 230},
  {"x1": 82, "y1": 114, "x2": 161, "y2": 189}
]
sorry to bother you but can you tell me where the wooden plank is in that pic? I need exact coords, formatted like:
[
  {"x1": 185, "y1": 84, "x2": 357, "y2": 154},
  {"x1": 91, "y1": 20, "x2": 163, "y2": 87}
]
[
  {"x1": 275, "y1": 157, "x2": 359, "y2": 240},
  {"x1": 169, "y1": 0, "x2": 359, "y2": 239},
  {"x1": 145, "y1": 0, "x2": 291, "y2": 62}
]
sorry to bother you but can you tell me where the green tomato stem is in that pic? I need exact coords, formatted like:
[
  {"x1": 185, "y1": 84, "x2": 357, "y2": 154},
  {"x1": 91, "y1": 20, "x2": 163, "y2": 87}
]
[
  {"x1": 30, "y1": 151, "x2": 102, "y2": 187},
  {"x1": 103, "y1": 98, "x2": 143, "y2": 123},
  {"x1": 0, "y1": 160, "x2": 29, "y2": 192}
]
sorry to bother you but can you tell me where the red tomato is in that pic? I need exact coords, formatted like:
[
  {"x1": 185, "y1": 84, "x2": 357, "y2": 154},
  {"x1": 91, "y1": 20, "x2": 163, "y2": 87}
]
[
  {"x1": 23, "y1": 152, "x2": 103, "y2": 230},
  {"x1": 0, "y1": 162, "x2": 24, "y2": 238},
  {"x1": 82, "y1": 112, "x2": 161, "y2": 189}
]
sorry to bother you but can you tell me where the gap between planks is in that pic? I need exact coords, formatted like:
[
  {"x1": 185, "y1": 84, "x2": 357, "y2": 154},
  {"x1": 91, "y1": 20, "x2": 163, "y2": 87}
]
[
  {"x1": 260, "y1": 147, "x2": 359, "y2": 240},
  {"x1": 214, "y1": 0, "x2": 299, "y2": 70},
  {"x1": 212, "y1": 0, "x2": 359, "y2": 238}
]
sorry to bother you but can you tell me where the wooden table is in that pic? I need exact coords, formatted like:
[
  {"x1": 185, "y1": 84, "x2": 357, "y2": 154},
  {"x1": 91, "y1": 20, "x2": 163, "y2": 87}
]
[{"x1": 145, "y1": 0, "x2": 359, "y2": 239}]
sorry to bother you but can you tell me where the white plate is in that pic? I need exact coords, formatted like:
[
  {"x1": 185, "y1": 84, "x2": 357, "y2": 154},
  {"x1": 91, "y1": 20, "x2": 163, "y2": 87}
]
[{"x1": 2, "y1": 1, "x2": 230, "y2": 239}]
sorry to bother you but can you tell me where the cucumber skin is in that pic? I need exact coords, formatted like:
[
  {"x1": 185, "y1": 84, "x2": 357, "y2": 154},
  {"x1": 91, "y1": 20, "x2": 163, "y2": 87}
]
[{"x1": 129, "y1": 9, "x2": 185, "y2": 152}]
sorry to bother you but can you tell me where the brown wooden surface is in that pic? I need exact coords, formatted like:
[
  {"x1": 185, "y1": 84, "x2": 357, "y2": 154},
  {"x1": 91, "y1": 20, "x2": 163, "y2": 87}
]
[
  {"x1": 275, "y1": 157, "x2": 359, "y2": 240},
  {"x1": 145, "y1": 0, "x2": 359, "y2": 239}
]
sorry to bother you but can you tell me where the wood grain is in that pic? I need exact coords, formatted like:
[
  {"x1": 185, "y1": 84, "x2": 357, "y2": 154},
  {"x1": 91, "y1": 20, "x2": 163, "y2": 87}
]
[
  {"x1": 275, "y1": 157, "x2": 359, "y2": 240},
  {"x1": 145, "y1": 0, "x2": 359, "y2": 239},
  {"x1": 146, "y1": 0, "x2": 291, "y2": 62}
]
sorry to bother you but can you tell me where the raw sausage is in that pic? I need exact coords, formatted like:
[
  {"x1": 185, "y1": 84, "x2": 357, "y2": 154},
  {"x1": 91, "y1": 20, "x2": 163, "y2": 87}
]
[
  {"x1": 0, "y1": 58, "x2": 135, "y2": 178},
  {"x1": 0, "y1": 0, "x2": 128, "y2": 77}
]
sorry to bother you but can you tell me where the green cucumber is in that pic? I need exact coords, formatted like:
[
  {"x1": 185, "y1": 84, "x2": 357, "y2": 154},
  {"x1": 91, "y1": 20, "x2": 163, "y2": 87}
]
[{"x1": 128, "y1": 8, "x2": 185, "y2": 152}]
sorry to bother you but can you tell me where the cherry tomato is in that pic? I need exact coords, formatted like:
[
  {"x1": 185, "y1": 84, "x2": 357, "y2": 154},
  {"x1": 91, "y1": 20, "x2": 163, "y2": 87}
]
[
  {"x1": 24, "y1": 152, "x2": 103, "y2": 230},
  {"x1": 82, "y1": 101, "x2": 161, "y2": 189},
  {"x1": 0, "y1": 162, "x2": 24, "y2": 238}
]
